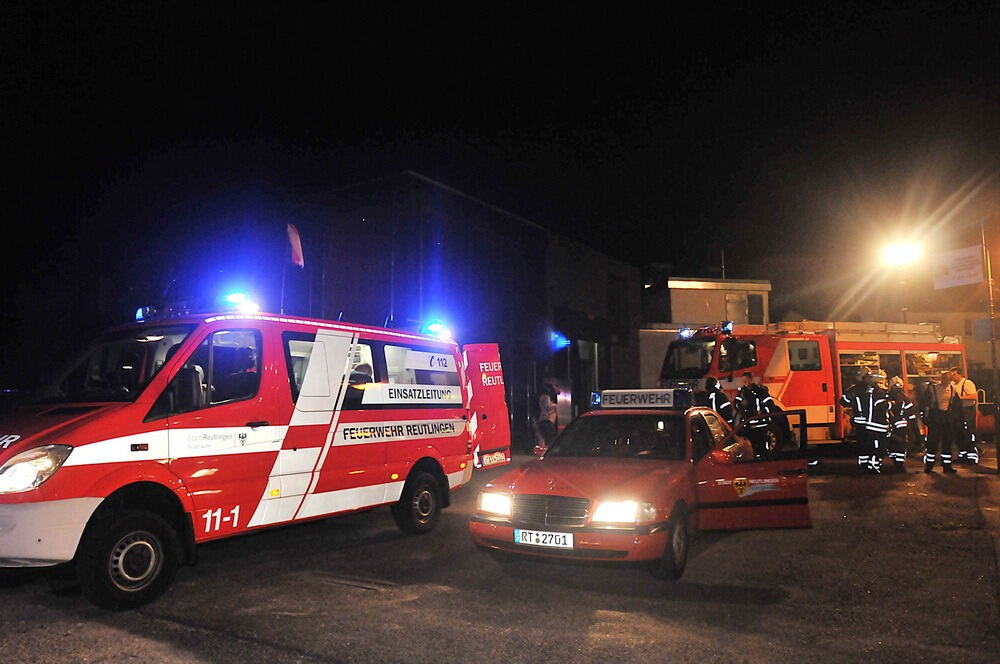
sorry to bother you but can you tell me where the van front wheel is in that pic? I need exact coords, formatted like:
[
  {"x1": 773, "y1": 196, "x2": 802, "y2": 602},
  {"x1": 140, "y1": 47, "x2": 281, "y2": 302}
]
[
  {"x1": 77, "y1": 510, "x2": 179, "y2": 610},
  {"x1": 391, "y1": 471, "x2": 441, "y2": 535}
]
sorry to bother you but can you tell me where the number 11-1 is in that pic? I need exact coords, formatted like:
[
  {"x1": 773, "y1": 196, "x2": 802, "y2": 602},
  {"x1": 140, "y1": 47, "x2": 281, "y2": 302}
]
[{"x1": 202, "y1": 505, "x2": 240, "y2": 532}]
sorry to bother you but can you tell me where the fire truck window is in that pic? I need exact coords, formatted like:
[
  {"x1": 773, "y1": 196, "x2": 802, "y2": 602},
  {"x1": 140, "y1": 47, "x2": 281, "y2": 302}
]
[
  {"x1": 878, "y1": 352, "x2": 903, "y2": 384},
  {"x1": 384, "y1": 345, "x2": 460, "y2": 387},
  {"x1": 838, "y1": 351, "x2": 878, "y2": 392},
  {"x1": 788, "y1": 340, "x2": 821, "y2": 371},
  {"x1": 905, "y1": 352, "x2": 964, "y2": 383},
  {"x1": 720, "y1": 339, "x2": 757, "y2": 372}
]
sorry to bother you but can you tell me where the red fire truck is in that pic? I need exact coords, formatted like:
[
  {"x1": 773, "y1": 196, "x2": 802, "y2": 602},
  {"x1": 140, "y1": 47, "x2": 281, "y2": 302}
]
[
  {"x1": 658, "y1": 320, "x2": 968, "y2": 446},
  {"x1": 0, "y1": 309, "x2": 511, "y2": 608}
]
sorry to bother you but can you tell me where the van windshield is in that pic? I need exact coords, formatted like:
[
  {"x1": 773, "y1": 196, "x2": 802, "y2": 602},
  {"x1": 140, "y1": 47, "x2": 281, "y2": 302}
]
[{"x1": 33, "y1": 325, "x2": 196, "y2": 404}]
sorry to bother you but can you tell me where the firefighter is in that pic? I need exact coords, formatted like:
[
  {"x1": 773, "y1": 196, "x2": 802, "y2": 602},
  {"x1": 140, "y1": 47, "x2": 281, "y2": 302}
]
[
  {"x1": 949, "y1": 367, "x2": 980, "y2": 464},
  {"x1": 705, "y1": 376, "x2": 735, "y2": 426},
  {"x1": 924, "y1": 370, "x2": 957, "y2": 473},
  {"x1": 734, "y1": 372, "x2": 777, "y2": 457},
  {"x1": 887, "y1": 376, "x2": 916, "y2": 472},
  {"x1": 840, "y1": 368, "x2": 891, "y2": 474}
]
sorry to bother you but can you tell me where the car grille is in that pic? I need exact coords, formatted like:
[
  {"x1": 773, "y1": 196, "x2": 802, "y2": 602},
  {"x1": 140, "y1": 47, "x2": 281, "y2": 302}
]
[{"x1": 513, "y1": 495, "x2": 590, "y2": 528}]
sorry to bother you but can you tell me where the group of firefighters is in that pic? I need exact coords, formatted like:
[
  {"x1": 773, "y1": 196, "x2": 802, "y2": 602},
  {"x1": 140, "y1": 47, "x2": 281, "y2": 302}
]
[
  {"x1": 841, "y1": 366, "x2": 980, "y2": 474},
  {"x1": 703, "y1": 367, "x2": 981, "y2": 474}
]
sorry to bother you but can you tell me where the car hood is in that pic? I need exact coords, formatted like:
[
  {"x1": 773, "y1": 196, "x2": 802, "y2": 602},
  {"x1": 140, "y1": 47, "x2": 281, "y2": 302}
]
[
  {"x1": 489, "y1": 456, "x2": 688, "y2": 502},
  {"x1": 0, "y1": 403, "x2": 128, "y2": 461}
]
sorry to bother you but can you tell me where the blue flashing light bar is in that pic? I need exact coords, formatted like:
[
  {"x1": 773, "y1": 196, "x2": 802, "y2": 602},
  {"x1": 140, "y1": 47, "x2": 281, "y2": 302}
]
[
  {"x1": 678, "y1": 328, "x2": 694, "y2": 339},
  {"x1": 721, "y1": 320, "x2": 734, "y2": 333},
  {"x1": 551, "y1": 330, "x2": 571, "y2": 351},
  {"x1": 420, "y1": 319, "x2": 453, "y2": 339},
  {"x1": 223, "y1": 292, "x2": 260, "y2": 314}
]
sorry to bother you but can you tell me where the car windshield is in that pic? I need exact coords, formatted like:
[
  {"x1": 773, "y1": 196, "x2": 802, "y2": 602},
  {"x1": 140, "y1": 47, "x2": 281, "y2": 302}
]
[
  {"x1": 33, "y1": 324, "x2": 196, "y2": 404},
  {"x1": 661, "y1": 338, "x2": 716, "y2": 379},
  {"x1": 546, "y1": 414, "x2": 686, "y2": 460}
]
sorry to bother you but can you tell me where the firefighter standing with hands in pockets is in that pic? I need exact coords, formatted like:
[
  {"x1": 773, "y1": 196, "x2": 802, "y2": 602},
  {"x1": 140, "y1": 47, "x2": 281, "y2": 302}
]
[{"x1": 924, "y1": 370, "x2": 957, "y2": 473}]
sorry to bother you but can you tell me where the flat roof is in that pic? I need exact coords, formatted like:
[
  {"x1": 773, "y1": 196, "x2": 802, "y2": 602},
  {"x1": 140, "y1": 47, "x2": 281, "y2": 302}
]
[{"x1": 667, "y1": 277, "x2": 772, "y2": 291}]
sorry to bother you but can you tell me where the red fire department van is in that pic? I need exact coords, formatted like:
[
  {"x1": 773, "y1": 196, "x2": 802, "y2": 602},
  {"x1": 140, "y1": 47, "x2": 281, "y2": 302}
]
[
  {"x1": 659, "y1": 320, "x2": 968, "y2": 445},
  {"x1": 0, "y1": 310, "x2": 510, "y2": 608}
]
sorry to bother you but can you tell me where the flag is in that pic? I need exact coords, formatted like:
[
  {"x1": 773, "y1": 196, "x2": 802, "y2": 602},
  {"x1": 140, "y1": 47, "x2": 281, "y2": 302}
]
[{"x1": 287, "y1": 224, "x2": 304, "y2": 268}]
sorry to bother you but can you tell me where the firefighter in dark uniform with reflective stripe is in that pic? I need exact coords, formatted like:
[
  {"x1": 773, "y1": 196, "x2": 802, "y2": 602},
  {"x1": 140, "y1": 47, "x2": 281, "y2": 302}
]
[
  {"x1": 734, "y1": 372, "x2": 776, "y2": 457},
  {"x1": 840, "y1": 369, "x2": 891, "y2": 474},
  {"x1": 886, "y1": 376, "x2": 916, "y2": 472},
  {"x1": 705, "y1": 377, "x2": 735, "y2": 427}
]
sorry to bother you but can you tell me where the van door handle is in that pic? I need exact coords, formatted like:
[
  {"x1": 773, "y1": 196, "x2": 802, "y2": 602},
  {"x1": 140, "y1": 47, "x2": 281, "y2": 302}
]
[
  {"x1": 780, "y1": 468, "x2": 806, "y2": 477},
  {"x1": 246, "y1": 421, "x2": 269, "y2": 428}
]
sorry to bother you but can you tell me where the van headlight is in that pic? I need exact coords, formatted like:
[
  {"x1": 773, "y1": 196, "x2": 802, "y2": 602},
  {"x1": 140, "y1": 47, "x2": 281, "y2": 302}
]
[
  {"x1": 591, "y1": 500, "x2": 657, "y2": 525},
  {"x1": 0, "y1": 445, "x2": 73, "y2": 494},
  {"x1": 477, "y1": 491, "x2": 512, "y2": 518}
]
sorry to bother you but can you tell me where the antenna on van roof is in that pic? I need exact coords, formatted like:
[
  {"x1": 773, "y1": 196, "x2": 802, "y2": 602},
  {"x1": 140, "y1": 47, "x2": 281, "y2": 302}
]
[
  {"x1": 384, "y1": 314, "x2": 391, "y2": 327},
  {"x1": 338, "y1": 311, "x2": 343, "y2": 321}
]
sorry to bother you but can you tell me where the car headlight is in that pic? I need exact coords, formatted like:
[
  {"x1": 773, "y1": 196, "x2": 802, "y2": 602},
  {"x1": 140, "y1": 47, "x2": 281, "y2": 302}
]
[
  {"x1": 478, "y1": 491, "x2": 512, "y2": 518},
  {"x1": 591, "y1": 500, "x2": 657, "y2": 525},
  {"x1": 0, "y1": 445, "x2": 73, "y2": 494}
]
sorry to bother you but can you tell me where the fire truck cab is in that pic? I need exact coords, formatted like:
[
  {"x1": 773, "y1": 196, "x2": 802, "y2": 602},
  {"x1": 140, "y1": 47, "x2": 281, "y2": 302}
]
[
  {"x1": 659, "y1": 320, "x2": 968, "y2": 445},
  {"x1": 0, "y1": 310, "x2": 510, "y2": 608}
]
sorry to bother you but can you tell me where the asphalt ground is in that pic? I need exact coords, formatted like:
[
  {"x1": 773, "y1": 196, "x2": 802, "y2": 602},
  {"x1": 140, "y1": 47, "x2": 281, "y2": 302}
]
[{"x1": 2, "y1": 449, "x2": 999, "y2": 664}]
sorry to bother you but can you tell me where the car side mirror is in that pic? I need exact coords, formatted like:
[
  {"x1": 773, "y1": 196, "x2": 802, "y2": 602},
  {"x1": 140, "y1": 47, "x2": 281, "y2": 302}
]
[{"x1": 710, "y1": 449, "x2": 734, "y2": 465}]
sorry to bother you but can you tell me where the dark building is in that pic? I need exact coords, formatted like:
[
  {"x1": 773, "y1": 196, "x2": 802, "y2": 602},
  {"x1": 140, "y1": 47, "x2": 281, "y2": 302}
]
[{"x1": 291, "y1": 172, "x2": 641, "y2": 450}]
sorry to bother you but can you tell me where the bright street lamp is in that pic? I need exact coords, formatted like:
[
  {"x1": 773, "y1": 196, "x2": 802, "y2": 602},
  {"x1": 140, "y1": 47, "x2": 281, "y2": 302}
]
[{"x1": 880, "y1": 241, "x2": 923, "y2": 267}]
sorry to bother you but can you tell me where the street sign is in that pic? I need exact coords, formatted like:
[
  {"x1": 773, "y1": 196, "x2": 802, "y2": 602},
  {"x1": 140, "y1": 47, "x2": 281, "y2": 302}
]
[{"x1": 933, "y1": 245, "x2": 984, "y2": 289}]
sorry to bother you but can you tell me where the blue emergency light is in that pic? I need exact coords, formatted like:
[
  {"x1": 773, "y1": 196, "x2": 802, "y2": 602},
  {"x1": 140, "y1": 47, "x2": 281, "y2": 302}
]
[
  {"x1": 551, "y1": 330, "x2": 571, "y2": 351},
  {"x1": 223, "y1": 292, "x2": 260, "y2": 314},
  {"x1": 420, "y1": 319, "x2": 453, "y2": 339}
]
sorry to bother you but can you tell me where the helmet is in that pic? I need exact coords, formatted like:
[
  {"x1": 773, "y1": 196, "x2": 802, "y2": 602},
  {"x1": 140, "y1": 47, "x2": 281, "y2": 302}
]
[{"x1": 889, "y1": 376, "x2": 904, "y2": 389}]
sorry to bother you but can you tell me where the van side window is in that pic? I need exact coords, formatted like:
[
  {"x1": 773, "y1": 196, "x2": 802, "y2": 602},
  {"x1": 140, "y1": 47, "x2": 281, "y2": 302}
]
[
  {"x1": 788, "y1": 340, "x2": 821, "y2": 371},
  {"x1": 147, "y1": 329, "x2": 262, "y2": 419},
  {"x1": 342, "y1": 343, "x2": 376, "y2": 409},
  {"x1": 283, "y1": 332, "x2": 317, "y2": 402},
  {"x1": 384, "y1": 345, "x2": 461, "y2": 387}
]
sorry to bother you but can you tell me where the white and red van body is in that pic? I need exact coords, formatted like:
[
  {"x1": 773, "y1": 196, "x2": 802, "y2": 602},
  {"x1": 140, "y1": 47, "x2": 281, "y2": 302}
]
[
  {"x1": 660, "y1": 321, "x2": 968, "y2": 443},
  {"x1": 0, "y1": 312, "x2": 510, "y2": 607}
]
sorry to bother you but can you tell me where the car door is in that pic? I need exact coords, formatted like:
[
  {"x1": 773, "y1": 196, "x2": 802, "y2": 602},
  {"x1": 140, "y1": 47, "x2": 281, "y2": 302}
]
[{"x1": 693, "y1": 412, "x2": 811, "y2": 530}]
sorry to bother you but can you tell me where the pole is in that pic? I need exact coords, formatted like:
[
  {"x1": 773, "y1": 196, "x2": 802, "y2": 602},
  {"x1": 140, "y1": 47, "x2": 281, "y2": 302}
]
[{"x1": 981, "y1": 222, "x2": 999, "y2": 471}]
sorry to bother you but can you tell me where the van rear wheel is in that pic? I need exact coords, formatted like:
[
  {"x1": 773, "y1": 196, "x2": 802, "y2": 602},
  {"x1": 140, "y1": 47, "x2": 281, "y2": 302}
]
[
  {"x1": 77, "y1": 510, "x2": 179, "y2": 610},
  {"x1": 391, "y1": 471, "x2": 441, "y2": 535}
]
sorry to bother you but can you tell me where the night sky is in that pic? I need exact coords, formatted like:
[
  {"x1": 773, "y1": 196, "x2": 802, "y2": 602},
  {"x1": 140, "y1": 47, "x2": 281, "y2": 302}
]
[{"x1": 2, "y1": 2, "x2": 999, "y2": 384}]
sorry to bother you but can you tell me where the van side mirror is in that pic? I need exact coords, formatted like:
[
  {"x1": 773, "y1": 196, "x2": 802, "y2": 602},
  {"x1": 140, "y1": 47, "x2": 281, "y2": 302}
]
[
  {"x1": 710, "y1": 449, "x2": 734, "y2": 465},
  {"x1": 173, "y1": 367, "x2": 204, "y2": 412}
]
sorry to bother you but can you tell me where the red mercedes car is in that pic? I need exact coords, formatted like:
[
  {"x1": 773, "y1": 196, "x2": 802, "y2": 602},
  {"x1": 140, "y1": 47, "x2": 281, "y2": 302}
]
[{"x1": 468, "y1": 389, "x2": 811, "y2": 579}]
